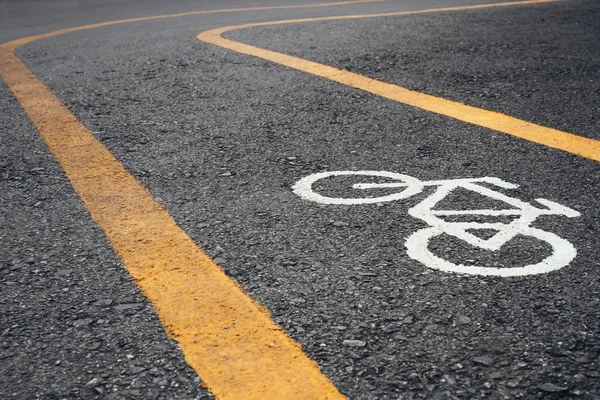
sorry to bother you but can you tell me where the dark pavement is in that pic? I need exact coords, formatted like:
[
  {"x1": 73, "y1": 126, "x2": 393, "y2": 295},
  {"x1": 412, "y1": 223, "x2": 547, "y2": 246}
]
[{"x1": 1, "y1": 0, "x2": 599, "y2": 399}]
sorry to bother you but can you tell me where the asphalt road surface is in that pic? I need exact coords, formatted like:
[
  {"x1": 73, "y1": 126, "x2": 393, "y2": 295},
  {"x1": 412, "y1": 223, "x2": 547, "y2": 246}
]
[{"x1": 1, "y1": 0, "x2": 599, "y2": 399}]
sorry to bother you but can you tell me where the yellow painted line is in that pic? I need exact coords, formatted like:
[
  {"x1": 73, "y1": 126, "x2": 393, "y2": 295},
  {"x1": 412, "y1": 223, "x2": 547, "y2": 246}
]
[
  {"x1": 0, "y1": 0, "x2": 383, "y2": 51},
  {"x1": 197, "y1": 0, "x2": 600, "y2": 163},
  {"x1": 0, "y1": 2, "x2": 399, "y2": 399}
]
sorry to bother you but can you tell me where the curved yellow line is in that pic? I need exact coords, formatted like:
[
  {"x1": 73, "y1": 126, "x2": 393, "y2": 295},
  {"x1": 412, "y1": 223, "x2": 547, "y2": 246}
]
[
  {"x1": 197, "y1": 0, "x2": 600, "y2": 163},
  {"x1": 0, "y1": 0, "x2": 383, "y2": 51},
  {"x1": 0, "y1": 2, "x2": 393, "y2": 399}
]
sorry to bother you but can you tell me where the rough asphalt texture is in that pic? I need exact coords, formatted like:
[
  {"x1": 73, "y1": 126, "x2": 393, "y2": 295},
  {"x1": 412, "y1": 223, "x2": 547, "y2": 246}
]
[{"x1": 1, "y1": 0, "x2": 600, "y2": 399}]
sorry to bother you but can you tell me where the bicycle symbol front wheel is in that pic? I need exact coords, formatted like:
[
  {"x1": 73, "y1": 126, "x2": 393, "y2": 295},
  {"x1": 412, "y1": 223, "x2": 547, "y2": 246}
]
[
  {"x1": 405, "y1": 226, "x2": 577, "y2": 277},
  {"x1": 292, "y1": 170, "x2": 423, "y2": 205}
]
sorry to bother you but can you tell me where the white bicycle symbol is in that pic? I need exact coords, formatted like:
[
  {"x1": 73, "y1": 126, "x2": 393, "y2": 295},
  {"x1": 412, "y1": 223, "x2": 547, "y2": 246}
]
[{"x1": 292, "y1": 171, "x2": 580, "y2": 277}]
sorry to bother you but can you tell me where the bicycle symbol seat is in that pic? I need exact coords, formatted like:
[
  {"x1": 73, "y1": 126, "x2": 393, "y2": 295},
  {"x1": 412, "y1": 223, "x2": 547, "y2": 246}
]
[{"x1": 292, "y1": 171, "x2": 580, "y2": 277}]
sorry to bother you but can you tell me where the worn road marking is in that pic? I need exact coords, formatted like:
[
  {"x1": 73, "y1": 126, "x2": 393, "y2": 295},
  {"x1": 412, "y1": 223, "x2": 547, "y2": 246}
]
[
  {"x1": 0, "y1": 1, "x2": 395, "y2": 399},
  {"x1": 198, "y1": 0, "x2": 600, "y2": 163}
]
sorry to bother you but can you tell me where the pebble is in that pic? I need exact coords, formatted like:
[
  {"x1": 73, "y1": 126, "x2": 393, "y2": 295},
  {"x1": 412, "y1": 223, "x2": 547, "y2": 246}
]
[
  {"x1": 457, "y1": 315, "x2": 472, "y2": 325},
  {"x1": 423, "y1": 324, "x2": 439, "y2": 332},
  {"x1": 213, "y1": 245, "x2": 225, "y2": 255},
  {"x1": 402, "y1": 315, "x2": 414, "y2": 324},
  {"x1": 86, "y1": 378, "x2": 101, "y2": 387},
  {"x1": 131, "y1": 366, "x2": 146, "y2": 374},
  {"x1": 343, "y1": 339, "x2": 366, "y2": 347},
  {"x1": 94, "y1": 299, "x2": 113, "y2": 307},
  {"x1": 73, "y1": 318, "x2": 94, "y2": 327},
  {"x1": 86, "y1": 342, "x2": 102, "y2": 350},
  {"x1": 537, "y1": 383, "x2": 567, "y2": 393},
  {"x1": 472, "y1": 356, "x2": 494, "y2": 367}
]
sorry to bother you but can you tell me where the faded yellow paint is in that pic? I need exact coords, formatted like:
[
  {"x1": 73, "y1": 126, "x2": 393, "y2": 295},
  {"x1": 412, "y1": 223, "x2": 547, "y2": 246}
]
[
  {"x1": 0, "y1": 1, "x2": 396, "y2": 399},
  {"x1": 197, "y1": 0, "x2": 600, "y2": 163}
]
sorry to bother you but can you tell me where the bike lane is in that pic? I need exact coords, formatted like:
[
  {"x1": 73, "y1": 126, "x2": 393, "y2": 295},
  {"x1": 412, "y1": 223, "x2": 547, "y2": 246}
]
[
  {"x1": 6, "y1": 1, "x2": 600, "y2": 399},
  {"x1": 213, "y1": 3, "x2": 600, "y2": 397}
]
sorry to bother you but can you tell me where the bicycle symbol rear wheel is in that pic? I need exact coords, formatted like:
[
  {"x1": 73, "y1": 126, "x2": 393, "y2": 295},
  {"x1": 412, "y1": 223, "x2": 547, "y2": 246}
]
[
  {"x1": 292, "y1": 170, "x2": 423, "y2": 205},
  {"x1": 405, "y1": 226, "x2": 577, "y2": 277}
]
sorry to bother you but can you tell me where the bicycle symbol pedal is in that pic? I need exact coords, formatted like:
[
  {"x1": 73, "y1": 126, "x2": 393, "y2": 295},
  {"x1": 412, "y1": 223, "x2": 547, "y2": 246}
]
[{"x1": 292, "y1": 170, "x2": 580, "y2": 277}]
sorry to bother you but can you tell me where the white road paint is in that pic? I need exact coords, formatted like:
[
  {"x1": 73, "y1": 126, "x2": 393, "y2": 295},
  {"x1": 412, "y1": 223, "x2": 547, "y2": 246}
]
[
  {"x1": 405, "y1": 226, "x2": 577, "y2": 277},
  {"x1": 292, "y1": 171, "x2": 423, "y2": 204},
  {"x1": 293, "y1": 171, "x2": 581, "y2": 277}
]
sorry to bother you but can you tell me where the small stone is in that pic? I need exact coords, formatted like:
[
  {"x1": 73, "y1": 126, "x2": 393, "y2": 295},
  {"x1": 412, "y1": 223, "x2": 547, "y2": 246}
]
[
  {"x1": 457, "y1": 315, "x2": 472, "y2": 325},
  {"x1": 25, "y1": 257, "x2": 35, "y2": 264},
  {"x1": 74, "y1": 318, "x2": 93, "y2": 327},
  {"x1": 213, "y1": 257, "x2": 226, "y2": 265},
  {"x1": 286, "y1": 156, "x2": 297, "y2": 161},
  {"x1": 489, "y1": 372, "x2": 503, "y2": 379},
  {"x1": 586, "y1": 371, "x2": 600, "y2": 378},
  {"x1": 473, "y1": 356, "x2": 494, "y2": 367},
  {"x1": 94, "y1": 299, "x2": 113, "y2": 307},
  {"x1": 332, "y1": 221, "x2": 348, "y2": 227},
  {"x1": 506, "y1": 381, "x2": 519, "y2": 388},
  {"x1": 218, "y1": 172, "x2": 232, "y2": 177},
  {"x1": 86, "y1": 342, "x2": 102, "y2": 350},
  {"x1": 86, "y1": 378, "x2": 101, "y2": 387},
  {"x1": 516, "y1": 361, "x2": 528, "y2": 369},
  {"x1": 56, "y1": 269, "x2": 73, "y2": 276},
  {"x1": 402, "y1": 315, "x2": 414, "y2": 324},
  {"x1": 423, "y1": 324, "x2": 440, "y2": 332},
  {"x1": 214, "y1": 245, "x2": 225, "y2": 255},
  {"x1": 342, "y1": 339, "x2": 366, "y2": 347},
  {"x1": 131, "y1": 366, "x2": 146, "y2": 374},
  {"x1": 443, "y1": 374, "x2": 457, "y2": 386},
  {"x1": 538, "y1": 383, "x2": 567, "y2": 393}
]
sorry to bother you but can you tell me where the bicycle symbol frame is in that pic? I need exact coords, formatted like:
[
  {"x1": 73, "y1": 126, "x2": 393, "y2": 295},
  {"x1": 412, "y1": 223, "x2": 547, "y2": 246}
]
[{"x1": 292, "y1": 171, "x2": 580, "y2": 277}]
